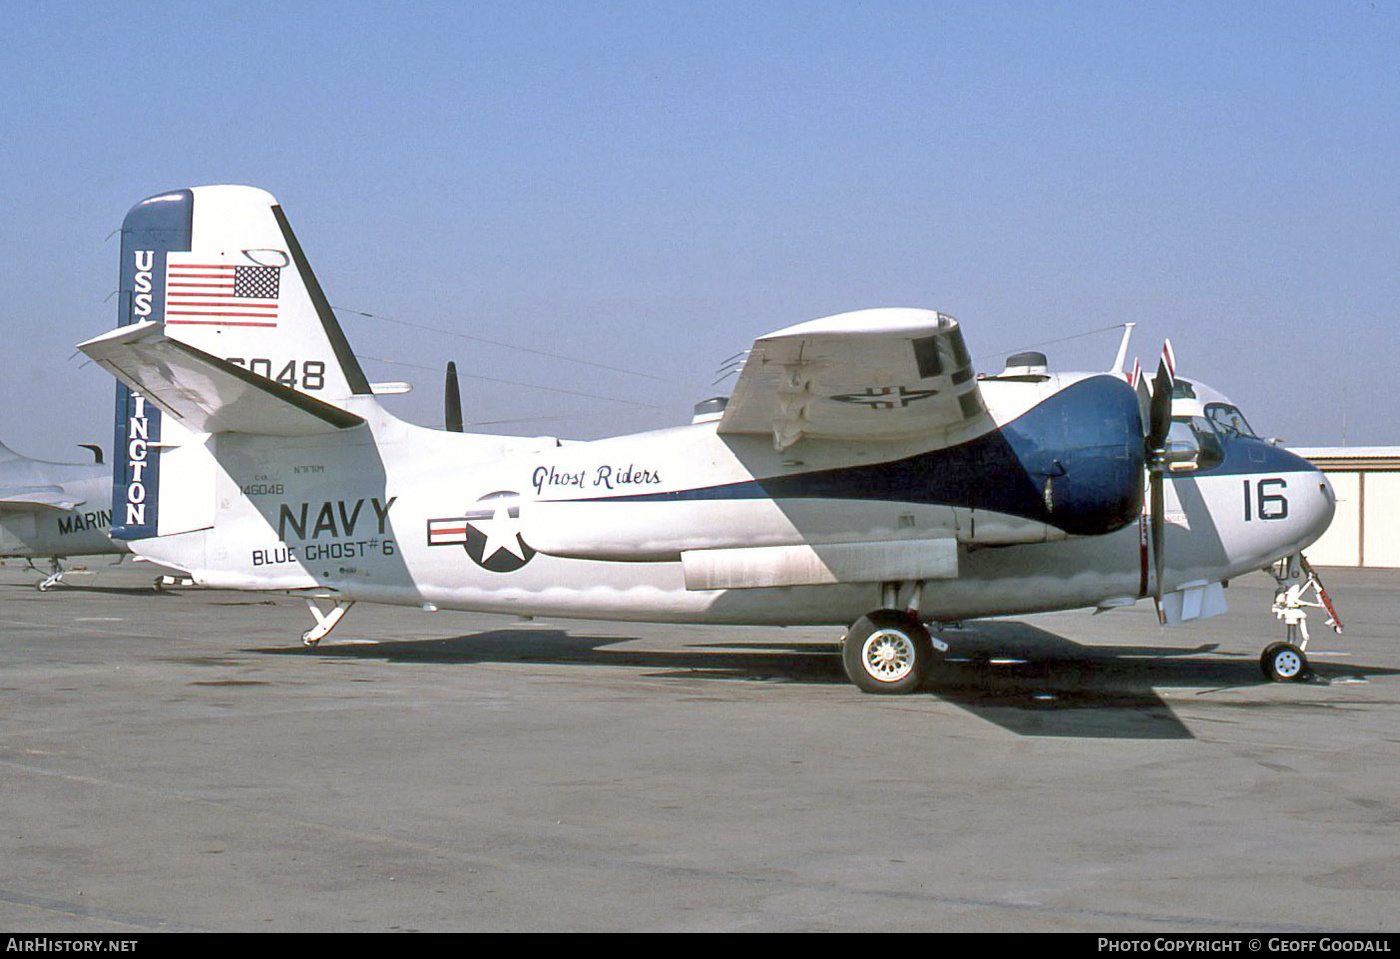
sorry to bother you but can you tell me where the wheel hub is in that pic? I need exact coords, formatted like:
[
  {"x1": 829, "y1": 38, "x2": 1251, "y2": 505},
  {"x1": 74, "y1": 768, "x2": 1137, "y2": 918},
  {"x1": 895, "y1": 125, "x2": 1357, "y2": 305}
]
[
  {"x1": 1273, "y1": 648, "x2": 1302, "y2": 678},
  {"x1": 863, "y1": 629, "x2": 915, "y2": 682}
]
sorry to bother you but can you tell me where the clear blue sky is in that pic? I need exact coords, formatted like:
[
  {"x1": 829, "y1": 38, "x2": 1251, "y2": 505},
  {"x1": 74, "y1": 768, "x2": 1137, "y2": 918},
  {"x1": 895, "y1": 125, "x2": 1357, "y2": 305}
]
[{"x1": 2, "y1": 0, "x2": 1396, "y2": 460}]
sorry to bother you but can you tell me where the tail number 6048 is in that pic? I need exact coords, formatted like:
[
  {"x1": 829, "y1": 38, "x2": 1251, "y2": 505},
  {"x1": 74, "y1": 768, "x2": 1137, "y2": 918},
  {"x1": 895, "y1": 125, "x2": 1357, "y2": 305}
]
[{"x1": 226, "y1": 358, "x2": 326, "y2": 391}]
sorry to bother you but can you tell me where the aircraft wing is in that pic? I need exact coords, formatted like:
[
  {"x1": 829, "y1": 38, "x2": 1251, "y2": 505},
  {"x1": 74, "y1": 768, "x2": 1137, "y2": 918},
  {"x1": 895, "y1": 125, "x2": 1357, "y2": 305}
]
[
  {"x1": 717, "y1": 309, "x2": 987, "y2": 450},
  {"x1": 0, "y1": 488, "x2": 83, "y2": 511},
  {"x1": 78, "y1": 322, "x2": 365, "y2": 436}
]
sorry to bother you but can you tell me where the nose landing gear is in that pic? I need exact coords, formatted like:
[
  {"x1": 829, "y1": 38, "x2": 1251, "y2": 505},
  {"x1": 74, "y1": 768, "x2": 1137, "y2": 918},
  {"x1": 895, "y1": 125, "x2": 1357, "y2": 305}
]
[{"x1": 1263, "y1": 554, "x2": 1343, "y2": 683}]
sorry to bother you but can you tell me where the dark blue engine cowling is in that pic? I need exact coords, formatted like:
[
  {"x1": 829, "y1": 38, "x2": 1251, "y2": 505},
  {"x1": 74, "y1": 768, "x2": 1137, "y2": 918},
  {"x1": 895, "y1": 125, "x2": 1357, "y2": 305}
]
[
  {"x1": 993, "y1": 375, "x2": 1145, "y2": 535},
  {"x1": 781, "y1": 373, "x2": 1145, "y2": 536}
]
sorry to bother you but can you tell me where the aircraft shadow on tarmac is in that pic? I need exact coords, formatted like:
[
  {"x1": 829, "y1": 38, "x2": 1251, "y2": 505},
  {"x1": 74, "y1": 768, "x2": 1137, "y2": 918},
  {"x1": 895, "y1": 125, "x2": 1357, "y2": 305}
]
[{"x1": 257, "y1": 620, "x2": 1398, "y2": 741}]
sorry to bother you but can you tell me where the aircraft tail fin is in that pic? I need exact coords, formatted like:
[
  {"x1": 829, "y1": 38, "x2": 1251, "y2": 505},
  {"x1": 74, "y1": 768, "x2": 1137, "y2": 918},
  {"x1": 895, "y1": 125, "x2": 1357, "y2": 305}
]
[
  {"x1": 98, "y1": 185, "x2": 373, "y2": 539},
  {"x1": 113, "y1": 185, "x2": 371, "y2": 402}
]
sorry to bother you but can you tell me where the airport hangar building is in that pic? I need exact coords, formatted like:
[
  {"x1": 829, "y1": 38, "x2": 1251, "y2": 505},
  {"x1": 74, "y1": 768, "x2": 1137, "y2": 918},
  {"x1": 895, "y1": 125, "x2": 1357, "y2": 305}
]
[{"x1": 1294, "y1": 447, "x2": 1400, "y2": 569}]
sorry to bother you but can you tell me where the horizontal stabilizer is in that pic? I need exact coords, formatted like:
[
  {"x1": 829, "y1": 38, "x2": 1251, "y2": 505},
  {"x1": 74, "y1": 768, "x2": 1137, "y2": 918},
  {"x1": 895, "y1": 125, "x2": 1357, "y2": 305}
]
[
  {"x1": 681, "y1": 537, "x2": 958, "y2": 590},
  {"x1": 78, "y1": 322, "x2": 365, "y2": 436}
]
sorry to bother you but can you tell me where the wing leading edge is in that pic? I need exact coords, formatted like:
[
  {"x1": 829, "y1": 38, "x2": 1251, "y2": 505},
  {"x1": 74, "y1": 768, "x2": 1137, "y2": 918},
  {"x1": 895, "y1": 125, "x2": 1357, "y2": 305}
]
[{"x1": 0, "y1": 489, "x2": 84, "y2": 511}]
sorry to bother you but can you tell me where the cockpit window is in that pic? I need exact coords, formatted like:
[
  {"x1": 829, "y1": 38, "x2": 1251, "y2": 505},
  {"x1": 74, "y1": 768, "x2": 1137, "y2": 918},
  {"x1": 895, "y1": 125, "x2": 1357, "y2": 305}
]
[{"x1": 1205, "y1": 403, "x2": 1257, "y2": 438}]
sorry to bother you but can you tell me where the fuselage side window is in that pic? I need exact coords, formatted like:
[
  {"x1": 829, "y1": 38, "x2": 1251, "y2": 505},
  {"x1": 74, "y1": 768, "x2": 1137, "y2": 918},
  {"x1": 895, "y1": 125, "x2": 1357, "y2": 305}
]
[{"x1": 1166, "y1": 416, "x2": 1226, "y2": 472}]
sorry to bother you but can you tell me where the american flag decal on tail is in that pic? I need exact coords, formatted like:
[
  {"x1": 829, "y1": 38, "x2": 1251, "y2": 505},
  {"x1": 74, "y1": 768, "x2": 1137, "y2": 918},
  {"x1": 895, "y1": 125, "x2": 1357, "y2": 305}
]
[{"x1": 165, "y1": 253, "x2": 280, "y2": 327}]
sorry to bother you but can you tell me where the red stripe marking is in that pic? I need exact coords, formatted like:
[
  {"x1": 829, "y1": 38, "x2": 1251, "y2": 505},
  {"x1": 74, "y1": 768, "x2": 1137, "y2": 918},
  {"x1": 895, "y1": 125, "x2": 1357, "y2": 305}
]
[
  {"x1": 166, "y1": 319, "x2": 279, "y2": 328},
  {"x1": 168, "y1": 308, "x2": 278, "y2": 315},
  {"x1": 167, "y1": 302, "x2": 277, "y2": 309}
]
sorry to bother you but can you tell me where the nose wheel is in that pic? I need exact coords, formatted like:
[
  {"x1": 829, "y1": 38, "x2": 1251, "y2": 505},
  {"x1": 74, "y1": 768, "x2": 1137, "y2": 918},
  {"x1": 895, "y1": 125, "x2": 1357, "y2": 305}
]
[{"x1": 1260, "y1": 642, "x2": 1311, "y2": 683}]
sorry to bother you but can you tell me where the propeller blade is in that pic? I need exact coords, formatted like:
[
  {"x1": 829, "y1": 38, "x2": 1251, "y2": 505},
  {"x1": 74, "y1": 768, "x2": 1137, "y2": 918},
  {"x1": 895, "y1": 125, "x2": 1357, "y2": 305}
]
[
  {"x1": 1144, "y1": 340, "x2": 1175, "y2": 621},
  {"x1": 445, "y1": 361, "x2": 463, "y2": 432},
  {"x1": 1134, "y1": 362, "x2": 1151, "y2": 438},
  {"x1": 1151, "y1": 467, "x2": 1166, "y2": 621},
  {"x1": 1146, "y1": 339, "x2": 1175, "y2": 454}
]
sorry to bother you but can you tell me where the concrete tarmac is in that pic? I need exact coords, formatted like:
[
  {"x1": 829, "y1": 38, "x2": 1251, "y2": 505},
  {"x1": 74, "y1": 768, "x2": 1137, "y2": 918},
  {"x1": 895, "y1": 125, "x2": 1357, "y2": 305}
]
[{"x1": 1, "y1": 558, "x2": 1397, "y2": 932}]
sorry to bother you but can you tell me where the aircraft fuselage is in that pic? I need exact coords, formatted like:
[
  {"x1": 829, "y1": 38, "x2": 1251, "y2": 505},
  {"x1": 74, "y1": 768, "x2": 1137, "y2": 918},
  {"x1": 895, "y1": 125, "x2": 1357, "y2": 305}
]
[{"x1": 127, "y1": 371, "x2": 1334, "y2": 628}]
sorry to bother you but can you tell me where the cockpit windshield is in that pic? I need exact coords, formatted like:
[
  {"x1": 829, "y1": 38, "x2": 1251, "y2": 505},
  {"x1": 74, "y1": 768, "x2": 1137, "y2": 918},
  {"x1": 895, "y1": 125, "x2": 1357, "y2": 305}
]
[{"x1": 1205, "y1": 403, "x2": 1258, "y2": 439}]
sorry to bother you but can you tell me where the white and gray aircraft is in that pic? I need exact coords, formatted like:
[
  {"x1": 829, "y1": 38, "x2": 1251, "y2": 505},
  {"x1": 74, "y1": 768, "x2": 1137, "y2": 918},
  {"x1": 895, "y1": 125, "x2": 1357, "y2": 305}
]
[
  {"x1": 77, "y1": 185, "x2": 1340, "y2": 693},
  {"x1": 0, "y1": 439, "x2": 126, "y2": 589}
]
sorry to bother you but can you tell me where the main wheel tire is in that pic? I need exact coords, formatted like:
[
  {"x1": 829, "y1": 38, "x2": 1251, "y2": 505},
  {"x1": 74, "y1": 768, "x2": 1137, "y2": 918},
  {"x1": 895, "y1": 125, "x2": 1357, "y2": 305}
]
[
  {"x1": 1260, "y1": 642, "x2": 1310, "y2": 683},
  {"x1": 842, "y1": 610, "x2": 935, "y2": 695}
]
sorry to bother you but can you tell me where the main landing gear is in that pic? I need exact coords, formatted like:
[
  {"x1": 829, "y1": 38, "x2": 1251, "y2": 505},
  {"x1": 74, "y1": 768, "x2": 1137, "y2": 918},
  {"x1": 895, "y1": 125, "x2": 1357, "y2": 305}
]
[
  {"x1": 1262, "y1": 554, "x2": 1343, "y2": 683},
  {"x1": 30, "y1": 557, "x2": 116, "y2": 591},
  {"x1": 841, "y1": 581, "x2": 947, "y2": 695},
  {"x1": 30, "y1": 558, "x2": 69, "y2": 591}
]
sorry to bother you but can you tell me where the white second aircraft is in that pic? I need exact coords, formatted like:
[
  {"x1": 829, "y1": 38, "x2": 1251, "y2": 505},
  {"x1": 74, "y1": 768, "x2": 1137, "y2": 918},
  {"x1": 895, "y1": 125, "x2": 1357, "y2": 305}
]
[
  {"x1": 0, "y1": 440, "x2": 126, "y2": 589},
  {"x1": 78, "y1": 185, "x2": 1339, "y2": 693}
]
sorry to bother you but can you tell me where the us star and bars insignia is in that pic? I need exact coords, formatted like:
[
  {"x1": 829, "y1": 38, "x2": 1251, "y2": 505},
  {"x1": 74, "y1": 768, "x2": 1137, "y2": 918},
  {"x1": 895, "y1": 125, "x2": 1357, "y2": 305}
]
[
  {"x1": 165, "y1": 253, "x2": 281, "y2": 328},
  {"x1": 829, "y1": 385, "x2": 940, "y2": 409},
  {"x1": 427, "y1": 492, "x2": 536, "y2": 572}
]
